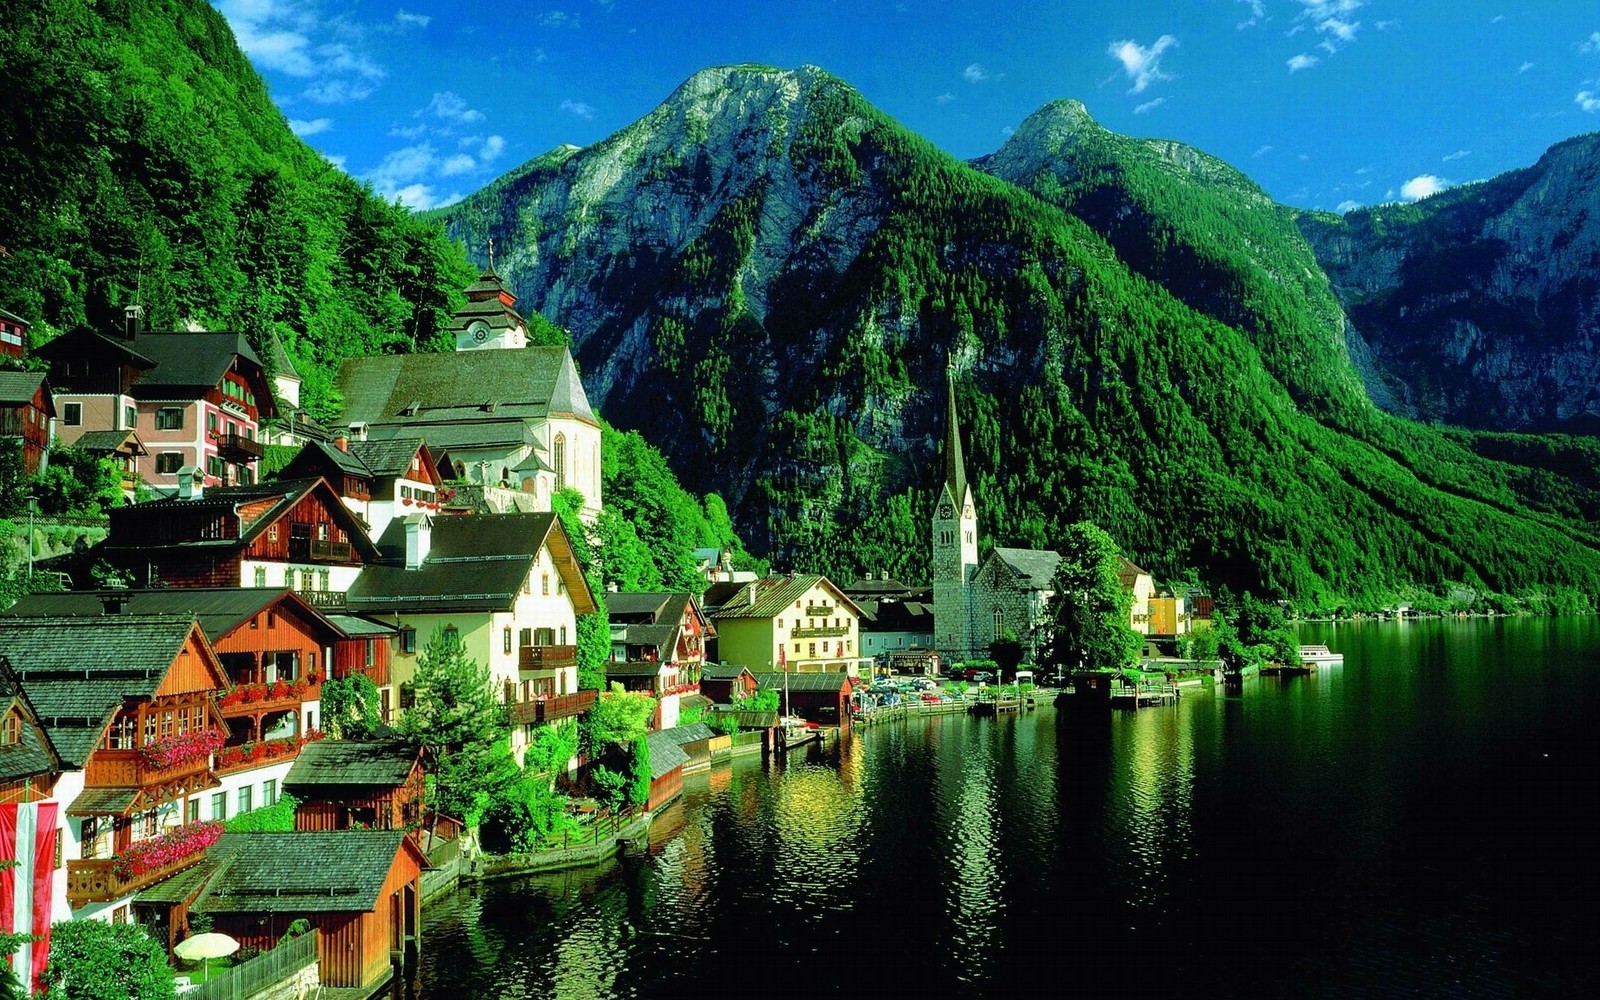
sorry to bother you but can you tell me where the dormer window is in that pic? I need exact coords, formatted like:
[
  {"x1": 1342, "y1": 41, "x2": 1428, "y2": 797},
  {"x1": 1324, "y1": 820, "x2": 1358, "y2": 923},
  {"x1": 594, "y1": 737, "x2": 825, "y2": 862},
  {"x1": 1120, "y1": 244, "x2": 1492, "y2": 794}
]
[{"x1": 0, "y1": 712, "x2": 20, "y2": 746}]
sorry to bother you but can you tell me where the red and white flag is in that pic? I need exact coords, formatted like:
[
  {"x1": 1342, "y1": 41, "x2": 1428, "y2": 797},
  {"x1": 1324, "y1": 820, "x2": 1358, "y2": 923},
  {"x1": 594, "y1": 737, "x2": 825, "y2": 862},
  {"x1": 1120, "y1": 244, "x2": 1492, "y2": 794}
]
[{"x1": 1, "y1": 801, "x2": 59, "y2": 995}]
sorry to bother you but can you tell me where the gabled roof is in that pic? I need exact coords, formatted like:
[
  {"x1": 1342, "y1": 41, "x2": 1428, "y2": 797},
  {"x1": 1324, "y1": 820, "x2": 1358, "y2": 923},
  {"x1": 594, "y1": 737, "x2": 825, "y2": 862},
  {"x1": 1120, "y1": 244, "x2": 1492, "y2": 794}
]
[
  {"x1": 2, "y1": 588, "x2": 347, "y2": 647},
  {"x1": 279, "y1": 439, "x2": 373, "y2": 480},
  {"x1": 128, "y1": 330, "x2": 261, "y2": 388},
  {"x1": 659, "y1": 723, "x2": 715, "y2": 745},
  {"x1": 859, "y1": 600, "x2": 934, "y2": 631},
  {"x1": 336, "y1": 346, "x2": 597, "y2": 432},
  {"x1": 36, "y1": 328, "x2": 156, "y2": 368},
  {"x1": 194, "y1": 831, "x2": 421, "y2": 914},
  {"x1": 0, "y1": 371, "x2": 49, "y2": 408},
  {"x1": 0, "y1": 616, "x2": 217, "y2": 766},
  {"x1": 1116, "y1": 556, "x2": 1151, "y2": 588},
  {"x1": 348, "y1": 512, "x2": 597, "y2": 615},
  {"x1": 346, "y1": 438, "x2": 435, "y2": 480},
  {"x1": 750, "y1": 671, "x2": 854, "y2": 693},
  {"x1": 615, "y1": 623, "x2": 678, "y2": 659},
  {"x1": 644, "y1": 730, "x2": 690, "y2": 780},
  {"x1": 266, "y1": 335, "x2": 300, "y2": 380},
  {"x1": 708, "y1": 706, "x2": 778, "y2": 730},
  {"x1": 103, "y1": 478, "x2": 380, "y2": 560},
  {"x1": 708, "y1": 575, "x2": 863, "y2": 622},
  {"x1": 988, "y1": 547, "x2": 1063, "y2": 592},
  {"x1": 605, "y1": 592, "x2": 678, "y2": 623},
  {"x1": 0, "y1": 307, "x2": 30, "y2": 326},
  {"x1": 604, "y1": 660, "x2": 670, "y2": 678},
  {"x1": 73, "y1": 428, "x2": 147, "y2": 456},
  {"x1": 700, "y1": 663, "x2": 755, "y2": 681},
  {"x1": 283, "y1": 740, "x2": 420, "y2": 790},
  {"x1": 0, "y1": 658, "x2": 64, "y2": 784}
]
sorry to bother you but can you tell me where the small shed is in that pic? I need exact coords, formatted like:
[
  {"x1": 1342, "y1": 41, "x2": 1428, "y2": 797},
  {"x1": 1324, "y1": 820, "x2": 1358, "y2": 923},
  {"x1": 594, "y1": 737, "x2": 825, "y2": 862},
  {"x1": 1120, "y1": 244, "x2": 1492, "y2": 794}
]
[
  {"x1": 283, "y1": 740, "x2": 424, "y2": 835},
  {"x1": 657, "y1": 723, "x2": 716, "y2": 773},
  {"x1": 700, "y1": 664, "x2": 757, "y2": 704},
  {"x1": 191, "y1": 830, "x2": 425, "y2": 990},
  {"x1": 750, "y1": 671, "x2": 855, "y2": 725},
  {"x1": 644, "y1": 730, "x2": 688, "y2": 812},
  {"x1": 709, "y1": 706, "x2": 780, "y2": 754}
]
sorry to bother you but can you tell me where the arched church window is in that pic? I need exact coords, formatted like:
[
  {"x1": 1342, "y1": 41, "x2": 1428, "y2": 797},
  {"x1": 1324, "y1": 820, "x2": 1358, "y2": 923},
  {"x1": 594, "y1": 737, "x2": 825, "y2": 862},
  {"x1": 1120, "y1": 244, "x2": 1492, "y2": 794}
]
[
  {"x1": 554, "y1": 433, "x2": 567, "y2": 490},
  {"x1": 993, "y1": 608, "x2": 1004, "y2": 641}
]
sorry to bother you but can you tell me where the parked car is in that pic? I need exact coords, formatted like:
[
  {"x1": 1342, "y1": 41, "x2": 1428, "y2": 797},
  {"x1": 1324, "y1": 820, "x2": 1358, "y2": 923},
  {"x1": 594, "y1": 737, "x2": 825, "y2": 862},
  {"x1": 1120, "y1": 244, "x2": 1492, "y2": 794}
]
[{"x1": 971, "y1": 671, "x2": 994, "y2": 685}]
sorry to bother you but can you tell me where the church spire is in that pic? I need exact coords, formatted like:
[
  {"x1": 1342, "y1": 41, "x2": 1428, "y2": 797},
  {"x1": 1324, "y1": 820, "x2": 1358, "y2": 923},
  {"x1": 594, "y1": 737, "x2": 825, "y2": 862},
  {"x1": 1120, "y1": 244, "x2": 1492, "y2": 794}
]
[{"x1": 942, "y1": 362, "x2": 968, "y2": 505}]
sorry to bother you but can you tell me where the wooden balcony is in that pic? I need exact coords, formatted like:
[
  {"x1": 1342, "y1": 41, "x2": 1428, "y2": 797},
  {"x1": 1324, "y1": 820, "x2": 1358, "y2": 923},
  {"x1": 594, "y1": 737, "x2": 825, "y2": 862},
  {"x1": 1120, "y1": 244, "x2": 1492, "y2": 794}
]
[
  {"x1": 83, "y1": 749, "x2": 210, "y2": 790},
  {"x1": 300, "y1": 588, "x2": 348, "y2": 610},
  {"x1": 288, "y1": 538, "x2": 352, "y2": 562},
  {"x1": 519, "y1": 644, "x2": 578, "y2": 671},
  {"x1": 215, "y1": 431, "x2": 264, "y2": 462},
  {"x1": 67, "y1": 844, "x2": 212, "y2": 907},
  {"x1": 508, "y1": 688, "x2": 596, "y2": 726},
  {"x1": 217, "y1": 685, "x2": 315, "y2": 719}
]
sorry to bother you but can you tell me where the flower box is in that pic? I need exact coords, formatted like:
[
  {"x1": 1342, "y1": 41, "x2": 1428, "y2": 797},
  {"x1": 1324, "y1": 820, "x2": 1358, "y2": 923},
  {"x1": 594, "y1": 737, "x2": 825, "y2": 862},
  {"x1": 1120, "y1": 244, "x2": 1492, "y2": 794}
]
[
  {"x1": 138, "y1": 729, "x2": 225, "y2": 771},
  {"x1": 111, "y1": 821, "x2": 224, "y2": 880}
]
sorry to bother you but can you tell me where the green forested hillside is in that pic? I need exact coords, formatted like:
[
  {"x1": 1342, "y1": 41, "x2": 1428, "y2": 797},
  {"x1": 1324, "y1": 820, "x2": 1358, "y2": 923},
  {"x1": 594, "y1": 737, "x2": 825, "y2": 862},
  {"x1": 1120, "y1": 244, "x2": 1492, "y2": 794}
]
[
  {"x1": 438, "y1": 67, "x2": 1600, "y2": 612},
  {"x1": 0, "y1": 0, "x2": 474, "y2": 417}
]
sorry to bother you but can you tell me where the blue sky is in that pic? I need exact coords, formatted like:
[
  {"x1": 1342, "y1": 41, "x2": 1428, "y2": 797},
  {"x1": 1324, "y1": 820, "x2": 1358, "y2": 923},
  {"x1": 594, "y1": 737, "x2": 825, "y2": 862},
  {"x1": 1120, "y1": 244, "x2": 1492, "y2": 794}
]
[{"x1": 215, "y1": 1, "x2": 1600, "y2": 213}]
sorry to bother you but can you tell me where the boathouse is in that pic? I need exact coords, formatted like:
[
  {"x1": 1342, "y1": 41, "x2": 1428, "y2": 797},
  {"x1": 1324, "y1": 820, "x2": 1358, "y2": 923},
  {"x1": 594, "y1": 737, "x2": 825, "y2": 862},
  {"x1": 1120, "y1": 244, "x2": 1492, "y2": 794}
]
[
  {"x1": 700, "y1": 663, "x2": 757, "y2": 704},
  {"x1": 750, "y1": 671, "x2": 854, "y2": 726},
  {"x1": 644, "y1": 730, "x2": 688, "y2": 811},
  {"x1": 283, "y1": 740, "x2": 424, "y2": 835}
]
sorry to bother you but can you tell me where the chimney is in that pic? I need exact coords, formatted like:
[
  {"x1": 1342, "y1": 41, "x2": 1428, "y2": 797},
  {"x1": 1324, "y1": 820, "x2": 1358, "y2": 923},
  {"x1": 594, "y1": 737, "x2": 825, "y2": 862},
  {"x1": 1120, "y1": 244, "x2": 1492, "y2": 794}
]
[
  {"x1": 347, "y1": 422, "x2": 368, "y2": 442},
  {"x1": 333, "y1": 432, "x2": 350, "y2": 452},
  {"x1": 123, "y1": 304, "x2": 144, "y2": 341},
  {"x1": 747, "y1": 584, "x2": 756, "y2": 607},
  {"x1": 100, "y1": 592, "x2": 129, "y2": 616},
  {"x1": 176, "y1": 466, "x2": 204, "y2": 500},
  {"x1": 404, "y1": 514, "x2": 432, "y2": 570}
]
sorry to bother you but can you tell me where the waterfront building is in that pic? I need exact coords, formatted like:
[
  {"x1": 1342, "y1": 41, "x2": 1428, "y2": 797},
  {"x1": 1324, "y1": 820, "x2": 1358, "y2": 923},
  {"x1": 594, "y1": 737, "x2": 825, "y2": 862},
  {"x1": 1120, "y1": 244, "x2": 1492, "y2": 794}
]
[
  {"x1": 0, "y1": 616, "x2": 228, "y2": 923},
  {"x1": 39, "y1": 314, "x2": 274, "y2": 492},
  {"x1": 705, "y1": 575, "x2": 864, "y2": 675},
  {"x1": 699, "y1": 663, "x2": 758, "y2": 704},
  {"x1": 283, "y1": 740, "x2": 426, "y2": 837},
  {"x1": 969, "y1": 547, "x2": 1061, "y2": 662},
  {"x1": 748, "y1": 671, "x2": 855, "y2": 725},
  {"x1": 1147, "y1": 589, "x2": 1191, "y2": 637},
  {"x1": 1119, "y1": 557, "x2": 1157, "y2": 635},
  {"x1": 345, "y1": 512, "x2": 597, "y2": 760},
  {"x1": 0, "y1": 370, "x2": 54, "y2": 476},
  {"x1": 856, "y1": 597, "x2": 935, "y2": 662},
  {"x1": 643, "y1": 730, "x2": 688, "y2": 811},
  {"x1": 606, "y1": 592, "x2": 715, "y2": 729}
]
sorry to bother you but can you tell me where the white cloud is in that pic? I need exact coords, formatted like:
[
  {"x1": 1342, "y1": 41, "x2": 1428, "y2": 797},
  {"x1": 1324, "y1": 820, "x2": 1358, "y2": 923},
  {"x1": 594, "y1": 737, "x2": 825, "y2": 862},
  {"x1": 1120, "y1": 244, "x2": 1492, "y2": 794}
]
[
  {"x1": 1490, "y1": 14, "x2": 1506, "y2": 24},
  {"x1": 1356, "y1": 165, "x2": 1372, "y2": 174},
  {"x1": 217, "y1": 0, "x2": 385, "y2": 102},
  {"x1": 439, "y1": 154, "x2": 478, "y2": 176},
  {"x1": 394, "y1": 9, "x2": 431, "y2": 28},
  {"x1": 301, "y1": 79, "x2": 375, "y2": 104},
  {"x1": 289, "y1": 117, "x2": 333, "y2": 136},
  {"x1": 963, "y1": 63, "x2": 991, "y2": 83},
  {"x1": 1579, "y1": 31, "x2": 1600, "y2": 54},
  {"x1": 389, "y1": 123, "x2": 427, "y2": 139},
  {"x1": 560, "y1": 99, "x2": 596, "y2": 119},
  {"x1": 1000, "y1": 126, "x2": 1015, "y2": 136},
  {"x1": 1237, "y1": 0, "x2": 1266, "y2": 29},
  {"x1": 1519, "y1": 61, "x2": 1535, "y2": 73},
  {"x1": 935, "y1": 92, "x2": 955, "y2": 104},
  {"x1": 478, "y1": 135, "x2": 506, "y2": 163},
  {"x1": 1375, "y1": 19, "x2": 1399, "y2": 30},
  {"x1": 1252, "y1": 144, "x2": 1274, "y2": 157},
  {"x1": 420, "y1": 91, "x2": 485, "y2": 123},
  {"x1": 324, "y1": 153, "x2": 347, "y2": 170},
  {"x1": 1107, "y1": 35, "x2": 1178, "y2": 93},
  {"x1": 1287, "y1": 53, "x2": 1320, "y2": 72},
  {"x1": 1578, "y1": 91, "x2": 1600, "y2": 113},
  {"x1": 534, "y1": 48, "x2": 548, "y2": 62},
  {"x1": 1336, "y1": 199, "x2": 1362, "y2": 213},
  {"x1": 1401, "y1": 174, "x2": 1448, "y2": 200},
  {"x1": 1442, "y1": 149, "x2": 1471, "y2": 162},
  {"x1": 1133, "y1": 97, "x2": 1168, "y2": 115},
  {"x1": 1292, "y1": 1, "x2": 1366, "y2": 56}
]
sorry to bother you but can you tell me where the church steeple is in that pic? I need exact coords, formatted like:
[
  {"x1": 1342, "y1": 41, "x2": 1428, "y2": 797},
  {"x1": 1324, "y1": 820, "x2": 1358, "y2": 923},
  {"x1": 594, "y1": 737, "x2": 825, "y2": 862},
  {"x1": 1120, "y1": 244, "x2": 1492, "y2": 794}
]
[{"x1": 942, "y1": 362, "x2": 968, "y2": 506}]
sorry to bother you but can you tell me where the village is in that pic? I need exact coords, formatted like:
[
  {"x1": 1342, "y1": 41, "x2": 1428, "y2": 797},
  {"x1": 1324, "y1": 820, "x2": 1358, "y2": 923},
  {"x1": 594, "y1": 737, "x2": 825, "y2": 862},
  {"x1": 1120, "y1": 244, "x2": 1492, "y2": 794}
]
[{"x1": 0, "y1": 266, "x2": 1214, "y2": 999}]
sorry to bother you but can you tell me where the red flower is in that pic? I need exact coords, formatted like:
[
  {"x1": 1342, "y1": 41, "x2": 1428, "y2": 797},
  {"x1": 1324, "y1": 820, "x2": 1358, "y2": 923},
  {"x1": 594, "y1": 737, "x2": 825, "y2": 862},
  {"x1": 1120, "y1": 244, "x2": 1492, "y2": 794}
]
[
  {"x1": 139, "y1": 729, "x2": 225, "y2": 771},
  {"x1": 111, "y1": 821, "x2": 224, "y2": 880}
]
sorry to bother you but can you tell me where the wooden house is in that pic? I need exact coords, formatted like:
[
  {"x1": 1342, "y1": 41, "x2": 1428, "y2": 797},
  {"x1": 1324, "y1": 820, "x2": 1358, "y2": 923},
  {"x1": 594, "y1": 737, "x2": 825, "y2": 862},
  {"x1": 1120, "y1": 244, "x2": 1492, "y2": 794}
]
[
  {"x1": 190, "y1": 830, "x2": 425, "y2": 990},
  {"x1": 699, "y1": 664, "x2": 758, "y2": 705},
  {"x1": 643, "y1": 730, "x2": 688, "y2": 812},
  {"x1": 283, "y1": 741, "x2": 425, "y2": 835},
  {"x1": 73, "y1": 428, "x2": 148, "y2": 495},
  {"x1": 750, "y1": 671, "x2": 855, "y2": 726},
  {"x1": 0, "y1": 657, "x2": 63, "y2": 805},
  {"x1": 0, "y1": 307, "x2": 28, "y2": 358},
  {"x1": 276, "y1": 435, "x2": 444, "y2": 541},
  {"x1": 0, "y1": 370, "x2": 55, "y2": 475},
  {"x1": 0, "y1": 616, "x2": 228, "y2": 921},
  {"x1": 656, "y1": 723, "x2": 716, "y2": 773},
  {"x1": 100, "y1": 477, "x2": 378, "y2": 597},
  {"x1": 707, "y1": 575, "x2": 865, "y2": 675}
]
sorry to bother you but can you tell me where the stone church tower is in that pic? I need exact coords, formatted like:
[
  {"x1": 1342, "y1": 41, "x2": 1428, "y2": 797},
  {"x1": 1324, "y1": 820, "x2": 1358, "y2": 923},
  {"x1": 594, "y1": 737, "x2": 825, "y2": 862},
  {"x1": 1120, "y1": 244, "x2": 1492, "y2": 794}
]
[{"x1": 932, "y1": 366, "x2": 978, "y2": 664}]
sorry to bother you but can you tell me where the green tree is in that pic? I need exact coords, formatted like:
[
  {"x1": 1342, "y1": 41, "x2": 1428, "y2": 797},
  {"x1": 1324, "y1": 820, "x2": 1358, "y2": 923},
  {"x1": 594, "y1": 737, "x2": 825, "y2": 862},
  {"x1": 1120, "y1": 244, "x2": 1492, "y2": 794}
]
[
  {"x1": 583, "y1": 684, "x2": 656, "y2": 750},
  {"x1": 400, "y1": 629, "x2": 508, "y2": 827},
  {"x1": 989, "y1": 629, "x2": 1025, "y2": 681},
  {"x1": 42, "y1": 920, "x2": 174, "y2": 1000},
  {"x1": 551, "y1": 487, "x2": 611, "y2": 690},
  {"x1": 321, "y1": 674, "x2": 383, "y2": 740},
  {"x1": 627, "y1": 735, "x2": 652, "y2": 808},
  {"x1": 1042, "y1": 522, "x2": 1142, "y2": 672}
]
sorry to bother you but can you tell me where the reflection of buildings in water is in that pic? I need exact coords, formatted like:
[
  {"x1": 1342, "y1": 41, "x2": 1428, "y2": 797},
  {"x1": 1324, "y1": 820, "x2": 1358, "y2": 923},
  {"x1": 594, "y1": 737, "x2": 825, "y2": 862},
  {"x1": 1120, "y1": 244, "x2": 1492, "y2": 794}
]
[
  {"x1": 771, "y1": 764, "x2": 863, "y2": 915},
  {"x1": 836, "y1": 723, "x2": 866, "y2": 790},
  {"x1": 948, "y1": 736, "x2": 1003, "y2": 951},
  {"x1": 1115, "y1": 707, "x2": 1197, "y2": 908}
]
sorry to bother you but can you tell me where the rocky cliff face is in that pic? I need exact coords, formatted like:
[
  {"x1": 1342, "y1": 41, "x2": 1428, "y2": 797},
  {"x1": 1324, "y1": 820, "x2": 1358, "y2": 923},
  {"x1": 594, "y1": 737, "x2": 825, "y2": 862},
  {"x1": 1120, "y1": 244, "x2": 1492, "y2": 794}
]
[{"x1": 1298, "y1": 133, "x2": 1600, "y2": 432}]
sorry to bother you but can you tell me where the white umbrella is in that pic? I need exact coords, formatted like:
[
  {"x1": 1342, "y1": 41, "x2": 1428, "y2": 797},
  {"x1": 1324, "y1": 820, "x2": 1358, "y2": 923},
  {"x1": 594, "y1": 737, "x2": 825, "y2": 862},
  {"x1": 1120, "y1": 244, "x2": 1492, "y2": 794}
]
[{"x1": 175, "y1": 932, "x2": 240, "y2": 982}]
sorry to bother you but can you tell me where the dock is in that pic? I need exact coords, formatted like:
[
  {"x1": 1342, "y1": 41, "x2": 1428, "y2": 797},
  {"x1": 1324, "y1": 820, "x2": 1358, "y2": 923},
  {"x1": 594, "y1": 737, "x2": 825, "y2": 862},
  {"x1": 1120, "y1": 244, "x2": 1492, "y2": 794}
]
[
  {"x1": 969, "y1": 696, "x2": 1024, "y2": 716},
  {"x1": 1108, "y1": 681, "x2": 1178, "y2": 709}
]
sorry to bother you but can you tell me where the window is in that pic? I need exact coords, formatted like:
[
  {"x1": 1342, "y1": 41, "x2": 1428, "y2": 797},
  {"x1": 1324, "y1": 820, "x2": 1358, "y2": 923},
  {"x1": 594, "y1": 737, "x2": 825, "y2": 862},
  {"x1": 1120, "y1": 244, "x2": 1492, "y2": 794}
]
[
  {"x1": 365, "y1": 639, "x2": 376, "y2": 666},
  {"x1": 144, "y1": 810, "x2": 158, "y2": 838},
  {"x1": 155, "y1": 407, "x2": 184, "y2": 430},
  {"x1": 400, "y1": 628, "x2": 417, "y2": 654},
  {"x1": 62, "y1": 402, "x2": 82, "y2": 426},
  {"x1": 442, "y1": 626, "x2": 460, "y2": 650},
  {"x1": 187, "y1": 799, "x2": 200, "y2": 823},
  {"x1": 238, "y1": 785, "x2": 253, "y2": 813},
  {"x1": 318, "y1": 569, "x2": 329, "y2": 591},
  {"x1": 542, "y1": 573, "x2": 550, "y2": 596},
  {"x1": 124, "y1": 404, "x2": 137, "y2": 429},
  {"x1": 207, "y1": 412, "x2": 218, "y2": 434},
  {"x1": 0, "y1": 713, "x2": 19, "y2": 746},
  {"x1": 993, "y1": 608, "x2": 1005, "y2": 641},
  {"x1": 823, "y1": 640, "x2": 830, "y2": 653},
  {"x1": 794, "y1": 643, "x2": 801, "y2": 653},
  {"x1": 155, "y1": 452, "x2": 183, "y2": 474},
  {"x1": 559, "y1": 626, "x2": 567, "y2": 645},
  {"x1": 299, "y1": 570, "x2": 313, "y2": 591},
  {"x1": 553, "y1": 434, "x2": 567, "y2": 490},
  {"x1": 263, "y1": 779, "x2": 277, "y2": 807},
  {"x1": 109, "y1": 714, "x2": 136, "y2": 750},
  {"x1": 503, "y1": 627, "x2": 513, "y2": 654},
  {"x1": 253, "y1": 566, "x2": 267, "y2": 587},
  {"x1": 211, "y1": 792, "x2": 227, "y2": 821},
  {"x1": 808, "y1": 643, "x2": 816, "y2": 657},
  {"x1": 268, "y1": 524, "x2": 279, "y2": 542}
]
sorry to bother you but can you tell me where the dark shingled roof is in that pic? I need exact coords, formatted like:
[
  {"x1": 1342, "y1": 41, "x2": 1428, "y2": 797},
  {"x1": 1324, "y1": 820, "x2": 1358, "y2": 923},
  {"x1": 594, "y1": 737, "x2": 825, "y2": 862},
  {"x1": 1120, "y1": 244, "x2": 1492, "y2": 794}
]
[
  {"x1": 708, "y1": 576, "x2": 862, "y2": 621},
  {"x1": 750, "y1": 671, "x2": 854, "y2": 693},
  {"x1": 345, "y1": 438, "x2": 430, "y2": 479},
  {"x1": 0, "y1": 616, "x2": 203, "y2": 766},
  {"x1": 708, "y1": 706, "x2": 779, "y2": 730},
  {"x1": 0, "y1": 371, "x2": 47, "y2": 406},
  {"x1": 72, "y1": 429, "x2": 147, "y2": 455},
  {"x1": 3, "y1": 588, "x2": 345, "y2": 646},
  {"x1": 194, "y1": 831, "x2": 414, "y2": 913},
  {"x1": 618, "y1": 623, "x2": 677, "y2": 656},
  {"x1": 349, "y1": 512, "x2": 596, "y2": 615},
  {"x1": 990, "y1": 548, "x2": 1063, "y2": 591},
  {"x1": 606, "y1": 593, "x2": 687, "y2": 624},
  {"x1": 336, "y1": 346, "x2": 597, "y2": 436},
  {"x1": 129, "y1": 331, "x2": 261, "y2": 389},
  {"x1": 134, "y1": 858, "x2": 221, "y2": 904},
  {"x1": 283, "y1": 740, "x2": 419, "y2": 790},
  {"x1": 700, "y1": 664, "x2": 754, "y2": 681},
  {"x1": 605, "y1": 661, "x2": 668, "y2": 678},
  {"x1": 66, "y1": 786, "x2": 140, "y2": 817},
  {"x1": 659, "y1": 723, "x2": 715, "y2": 746},
  {"x1": 1116, "y1": 555, "x2": 1151, "y2": 587},
  {"x1": 323, "y1": 614, "x2": 398, "y2": 637},
  {"x1": 645, "y1": 730, "x2": 689, "y2": 780},
  {"x1": 102, "y1": 478, "x2": 380, "y2": 560},
  {"x1": 0, "y1": 660, "x2": 63, "y2": 784}
]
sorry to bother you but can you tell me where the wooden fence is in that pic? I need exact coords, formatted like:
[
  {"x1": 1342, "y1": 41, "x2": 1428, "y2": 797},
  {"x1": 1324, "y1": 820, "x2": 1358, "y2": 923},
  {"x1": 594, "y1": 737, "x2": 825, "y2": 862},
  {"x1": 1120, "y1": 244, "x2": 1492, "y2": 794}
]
[{"x1": 191, "y1": 930, "x2": 317, "y2": 1000}]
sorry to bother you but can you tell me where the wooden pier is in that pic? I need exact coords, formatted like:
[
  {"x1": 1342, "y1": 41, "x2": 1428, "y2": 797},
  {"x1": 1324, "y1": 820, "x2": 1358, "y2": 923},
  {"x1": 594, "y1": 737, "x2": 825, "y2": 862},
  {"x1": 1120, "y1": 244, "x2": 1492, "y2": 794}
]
[
  {"x1": 1108, "y1": 681, "x2": 1178, "y2": 709},
  {"x1": 969, "y1": 697, "x2": 1024, "y2": 716}
]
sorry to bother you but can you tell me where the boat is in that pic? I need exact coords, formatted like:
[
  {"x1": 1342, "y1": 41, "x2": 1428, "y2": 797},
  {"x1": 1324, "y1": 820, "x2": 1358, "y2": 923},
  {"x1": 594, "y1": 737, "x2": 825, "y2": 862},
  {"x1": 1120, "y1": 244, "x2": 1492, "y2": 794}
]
[
  {"x1": 1299, "y1": 644, "x2": 1345, "y2": 667},
  {"x1": 780, "y1": 716, "x2": 821, "y2": 749}
]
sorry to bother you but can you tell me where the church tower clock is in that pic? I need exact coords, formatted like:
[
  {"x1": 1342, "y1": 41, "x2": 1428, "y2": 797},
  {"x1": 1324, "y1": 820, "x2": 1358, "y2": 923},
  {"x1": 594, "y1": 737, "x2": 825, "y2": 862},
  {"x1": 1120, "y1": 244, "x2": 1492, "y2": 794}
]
[{"x1": 932, "y1": 364, "x2": 978, "y2": 664}]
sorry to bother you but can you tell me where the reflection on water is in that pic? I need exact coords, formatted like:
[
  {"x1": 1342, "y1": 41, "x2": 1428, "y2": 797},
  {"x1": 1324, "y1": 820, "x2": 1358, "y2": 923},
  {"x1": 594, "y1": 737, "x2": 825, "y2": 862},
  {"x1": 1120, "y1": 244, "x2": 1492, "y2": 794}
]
[{"x1": 416, "y1": 618, "x2": 1600, "y2": 998}]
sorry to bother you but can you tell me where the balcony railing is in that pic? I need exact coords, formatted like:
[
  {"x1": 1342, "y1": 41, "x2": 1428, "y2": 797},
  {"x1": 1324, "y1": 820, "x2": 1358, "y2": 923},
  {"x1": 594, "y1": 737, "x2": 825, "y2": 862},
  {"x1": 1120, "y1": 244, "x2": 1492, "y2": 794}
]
[
  {"x1": 215, "y1": 431, "x2": 264, "y2": 461},
  {"x1": 508, "y1": 688, "x2": 596, "y2": 726},
  {"x1": 83, "y1": 749, "x2": 210, "y2": 790},
  {"x1": 791, "y1": 626, "x2": 849, "y2": 639},
  {"x1": 300, "y1": 588, "x2": 348, "y2": 610},
  {"x1": 661, "y1": 681, "x2": 700, "y2": 698},
  {"x1": 287, "y1": 538, "x2": 352, "y2": 562},
  {"x1": 67, "y1": 837, "x2": 212, "y2": 907},
  {"x1": 520, "y1": 644, "x2": 578, "y2": 671}
]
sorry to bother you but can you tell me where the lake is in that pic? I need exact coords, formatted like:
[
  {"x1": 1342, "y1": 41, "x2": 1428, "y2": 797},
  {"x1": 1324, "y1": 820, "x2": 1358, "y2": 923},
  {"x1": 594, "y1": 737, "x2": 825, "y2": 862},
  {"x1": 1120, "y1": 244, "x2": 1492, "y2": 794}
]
[{"x1": 413, "y1": 617, "x2": 1600, "y2": 998}]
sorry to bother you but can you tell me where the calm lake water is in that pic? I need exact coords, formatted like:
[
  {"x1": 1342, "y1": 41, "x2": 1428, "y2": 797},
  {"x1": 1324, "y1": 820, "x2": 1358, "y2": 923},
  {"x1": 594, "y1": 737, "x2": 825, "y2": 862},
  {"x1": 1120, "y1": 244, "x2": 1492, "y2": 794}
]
[{"x1": 412, "y1": 618, "x2": 1599, "y2": 998}]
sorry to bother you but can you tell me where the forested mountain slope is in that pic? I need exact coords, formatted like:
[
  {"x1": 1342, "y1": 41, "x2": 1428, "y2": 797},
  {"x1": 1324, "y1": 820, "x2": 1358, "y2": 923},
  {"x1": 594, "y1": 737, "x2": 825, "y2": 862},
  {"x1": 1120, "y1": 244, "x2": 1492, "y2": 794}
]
[{"x1": 437, "y1": 65, "x2": 1600, "y2": 610}]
